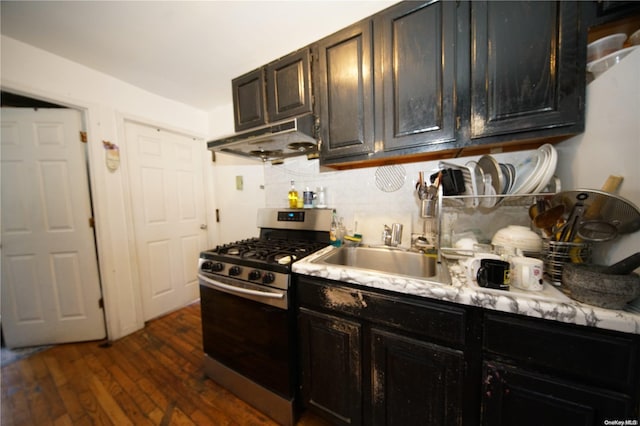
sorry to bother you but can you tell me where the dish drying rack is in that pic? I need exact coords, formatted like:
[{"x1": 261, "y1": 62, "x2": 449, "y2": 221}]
[
  {"x1": 438, "y1": 160, "x2": 484, "y2": 208},
  {"x1": 436, "y1": 144, "x2": 559, "y2": 210},
  {"x1": 436, "y1": 189, "x2": 558, "y2": 261}
]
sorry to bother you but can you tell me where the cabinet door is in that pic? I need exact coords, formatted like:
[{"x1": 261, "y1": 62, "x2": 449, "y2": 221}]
[
  {"x1": 232, "y1": 68, "x2": 267, "y2": 131},
  {"x1": 376, "y1": 0, "x2": 457, "y2": 152},
  {"x1": 316, "y1": 19, "x2": 375, "y2": 161},
  {"x1": 266, "y1": 49, "x2": 312, "y2": 123},
  {"x1": 481, "y1": 362, "x2": 635, "y2": 426},
  {"x1": 371, "y1": 328, "x2": 465, "y2": 426},
  {"x1": 298, "y1": 308, "x2": 362, "y2": 426},
  {"x1": 471, "y1": 1, "x2": 583, "y2": 139}
]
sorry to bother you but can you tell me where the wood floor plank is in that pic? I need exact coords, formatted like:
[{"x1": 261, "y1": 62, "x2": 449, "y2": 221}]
[
  {"x1": 56, "y1": 384, "x2": 91, "y2": 424},
  {"x1": 18, "y1": 355, "x2": 57, "y2": 425},
  {"x1": 52, "y1": 414, "x2": 73, "y2": 426},
  {"x1": 88, "y1": 375, "x2": 134, "y2": 426},
  {"x1": 165, "y1": 405, "x2": 196, "y2": 426},
  {"x1": 1, "y1": 302, "x2": 331, "y2": 426},
  {"x1": 108, "y1": 363, "x2": 157, "y2": 416}
]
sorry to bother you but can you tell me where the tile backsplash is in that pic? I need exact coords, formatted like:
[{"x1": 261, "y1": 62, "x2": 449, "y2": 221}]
[{"x1": 263, "y1": 150, "x2": 535, "y2": 248}]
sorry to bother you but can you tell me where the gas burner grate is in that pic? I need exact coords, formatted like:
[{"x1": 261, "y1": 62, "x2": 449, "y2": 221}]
[{"x1": 211, "y1": 238, "x2": 327, "y2": 266}]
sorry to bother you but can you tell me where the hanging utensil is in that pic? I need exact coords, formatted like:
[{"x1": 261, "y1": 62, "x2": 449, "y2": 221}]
[
  {"x1": 603, "y1": 252, "x2": 640, "y2": 275},
  {"x1": 533, "y1": 204, "x2": 565, "y2": 238},
  {"x1": 583, "y1": 175, "x2": 623, "y2": 220},
  {"x1": 557, "y1": 192, "x2": 589, "y2": 242},
  {"x1": 529, "y1": 197, "x2": 550, "y2": 221}
]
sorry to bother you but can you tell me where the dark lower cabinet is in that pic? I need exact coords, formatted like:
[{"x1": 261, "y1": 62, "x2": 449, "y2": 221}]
[
  {"x1": 296, "y1": 275, "x2": 475, "y2": 426},
  {"x1": 295, "y1": 275, "x2": 640, "y2": 425},
  {"x1": 481, "y1": 312, "x2": 640, "y2": 424},
  {"x1": 370, "y1": 329, "x2": 465, "y2": 426},
  {"x1": 298, "y1": 308, "x2": 362, "y2": 425},
  {"x1": 481, "y1": 362, "x2": 634, "y2": 426}
]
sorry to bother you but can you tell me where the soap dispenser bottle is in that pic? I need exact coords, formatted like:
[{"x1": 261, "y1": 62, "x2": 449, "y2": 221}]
[{"x1": 288, "y1": 180, "x2": 299, "y2": 209}]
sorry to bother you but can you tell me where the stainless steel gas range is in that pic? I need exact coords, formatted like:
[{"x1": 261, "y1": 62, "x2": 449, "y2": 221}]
[{"x1": 197, "y1": 208, "x2": 332, "y2": 426}]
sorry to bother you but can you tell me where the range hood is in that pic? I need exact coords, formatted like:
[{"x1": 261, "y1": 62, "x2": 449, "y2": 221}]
[{"x1": 207, "y1": 114, "x2": 318, "y2": 163}]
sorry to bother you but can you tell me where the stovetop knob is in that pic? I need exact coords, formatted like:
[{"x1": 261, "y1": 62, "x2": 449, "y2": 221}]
[
  {"x1": 229, "y1": 266, "x2": 242, "y2": 276},
  {"x1": 202, "y1": 261, "x2": 224, "y2": 272},
  {"x1": 262, "y1": 272, "x2": 275, "y2": 284},
  {"x1": 248, "y1": 270, "x2": 261, "y2": 281}
]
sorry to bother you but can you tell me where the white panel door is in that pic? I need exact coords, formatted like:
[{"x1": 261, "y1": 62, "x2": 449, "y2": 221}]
[
  {"x1": 125, "y1": 121, "x2": 207, "y2": 321},
  {"x1": 1, "y1": 108, "x2": 106, "y2": 348}
]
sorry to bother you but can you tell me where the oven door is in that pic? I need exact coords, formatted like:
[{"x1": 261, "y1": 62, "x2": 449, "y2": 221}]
[{"x1": 198, "y1": 272, "x2": 294, "y2": 398}]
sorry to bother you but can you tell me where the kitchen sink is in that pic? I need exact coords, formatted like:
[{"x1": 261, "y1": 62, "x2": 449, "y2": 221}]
[{"x1": 312, "y1": 246, "x2": 450, "y2": 283}]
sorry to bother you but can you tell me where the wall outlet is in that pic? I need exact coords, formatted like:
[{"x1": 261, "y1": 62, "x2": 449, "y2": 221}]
[{"x1": 235, "y1": 175, "x2": 243, "y2": 190}]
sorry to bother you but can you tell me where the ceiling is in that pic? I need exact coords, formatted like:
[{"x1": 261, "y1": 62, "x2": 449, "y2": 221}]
[{"x1": 1, "y1": 0, "x2": 396, "y2": 111}]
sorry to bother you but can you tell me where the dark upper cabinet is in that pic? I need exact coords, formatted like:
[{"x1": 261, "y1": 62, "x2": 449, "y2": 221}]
[
  {"x1": 470, "y1": 1, "x2": 585, "y2": 140},
  {"x1": 232, "y1": 68, "x2": 267, "y2": 132},
  {"x1": 375, "y1": 0, "x2": 458, "y2": 153},
  {"x1": 315, "y1": 19, "x2": 376, "y2": 161},
  {"x1": 266, "y1": 49, "x2": 312, "y2": 123},
  {"x1": 232, "y1": 49, "x2": 312, "y2": 132},
  {"x1": 314, "y1": 0, "x2": 587, "y2": 167}
]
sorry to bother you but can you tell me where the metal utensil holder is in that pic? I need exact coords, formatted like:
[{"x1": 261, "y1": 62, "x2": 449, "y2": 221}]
[{"x1": 543, "y1": 240, "x2": 592, "y2": 286}]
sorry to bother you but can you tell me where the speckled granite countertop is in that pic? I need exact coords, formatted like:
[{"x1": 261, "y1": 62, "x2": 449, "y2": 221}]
[{"x1": 293, "y1": 246, "x2": 640, "y2": 335}]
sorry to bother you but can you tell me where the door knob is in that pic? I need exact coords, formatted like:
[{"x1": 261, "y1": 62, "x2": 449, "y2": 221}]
[{"x1": 200, "y1": 224, "x2": 208, "y2": 230}]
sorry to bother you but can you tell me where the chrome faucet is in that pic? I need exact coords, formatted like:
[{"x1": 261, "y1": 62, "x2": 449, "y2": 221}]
[{"x1": 383, "y1": 223, "x2": 403, "y2": 247}]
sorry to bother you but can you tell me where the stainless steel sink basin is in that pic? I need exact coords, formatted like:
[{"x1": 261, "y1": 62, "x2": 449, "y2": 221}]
[{"x1": 312, "y1": 246, "x2": 450, "y2": 283}]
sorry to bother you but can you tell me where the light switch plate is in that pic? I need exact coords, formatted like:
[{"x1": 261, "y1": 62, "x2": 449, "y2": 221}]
[{"x1": 235, "y1": 175, "x2": 243, "y2": 190}]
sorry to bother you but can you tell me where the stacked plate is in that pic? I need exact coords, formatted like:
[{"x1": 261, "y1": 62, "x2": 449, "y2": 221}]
[
  {"x1": 438, "y1": 144, "x2": 558, "y2": 208},
  {"x1": 509, "y1": 144, "x2": 558, "y2": 195}
]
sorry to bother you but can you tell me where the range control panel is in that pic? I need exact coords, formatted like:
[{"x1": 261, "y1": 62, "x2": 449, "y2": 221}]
[
  {"x1": 257, "y1": 208, "x2": 332, "y2": 232},
  {"x1": 278, "y1": 211, "x2": 305, "y2": 222}
]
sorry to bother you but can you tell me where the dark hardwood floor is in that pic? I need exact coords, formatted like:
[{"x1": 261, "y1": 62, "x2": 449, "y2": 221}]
[{"x1": 0, "y1": 302, "x2": 331, "y2": 426}]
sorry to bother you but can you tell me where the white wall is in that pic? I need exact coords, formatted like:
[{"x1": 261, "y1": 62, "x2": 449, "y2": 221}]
[
  {"x1": 206, "y1": 105, "x2": 268, "y2": 244},
  {"x1": 1, "y1": 35, "x2": 210, "y2": 340},
  {"x1": 555, "y1": 50, "x2": 640, "y2": 267}
]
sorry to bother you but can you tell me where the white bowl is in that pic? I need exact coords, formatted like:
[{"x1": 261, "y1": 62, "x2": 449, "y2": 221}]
[
  {"x1": 587, "y1": 33, "x2": 626, "y2": 63},
  {"x1": 492, "y1": 225, "x2": 543, "y2": 253},
  {"x1": 587, "y1": 46, "x2": 639, "y2": 78},
  {"x1": 628, "y1": 29, "x2": 640, "y2": 46}
]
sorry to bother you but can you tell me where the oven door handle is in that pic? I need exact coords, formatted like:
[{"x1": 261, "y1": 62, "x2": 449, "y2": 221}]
[{"x1": 198, "y1": 274, "x2": 285, "y2": 300}]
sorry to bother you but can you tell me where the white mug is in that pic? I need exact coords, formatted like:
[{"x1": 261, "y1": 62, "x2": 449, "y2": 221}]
[
  {"x1": 463, "y1": 253, "x2": 502, "y2": 284},
  {"x1": 510, "y1": 256, "x2": 544, "y2": 291}
]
